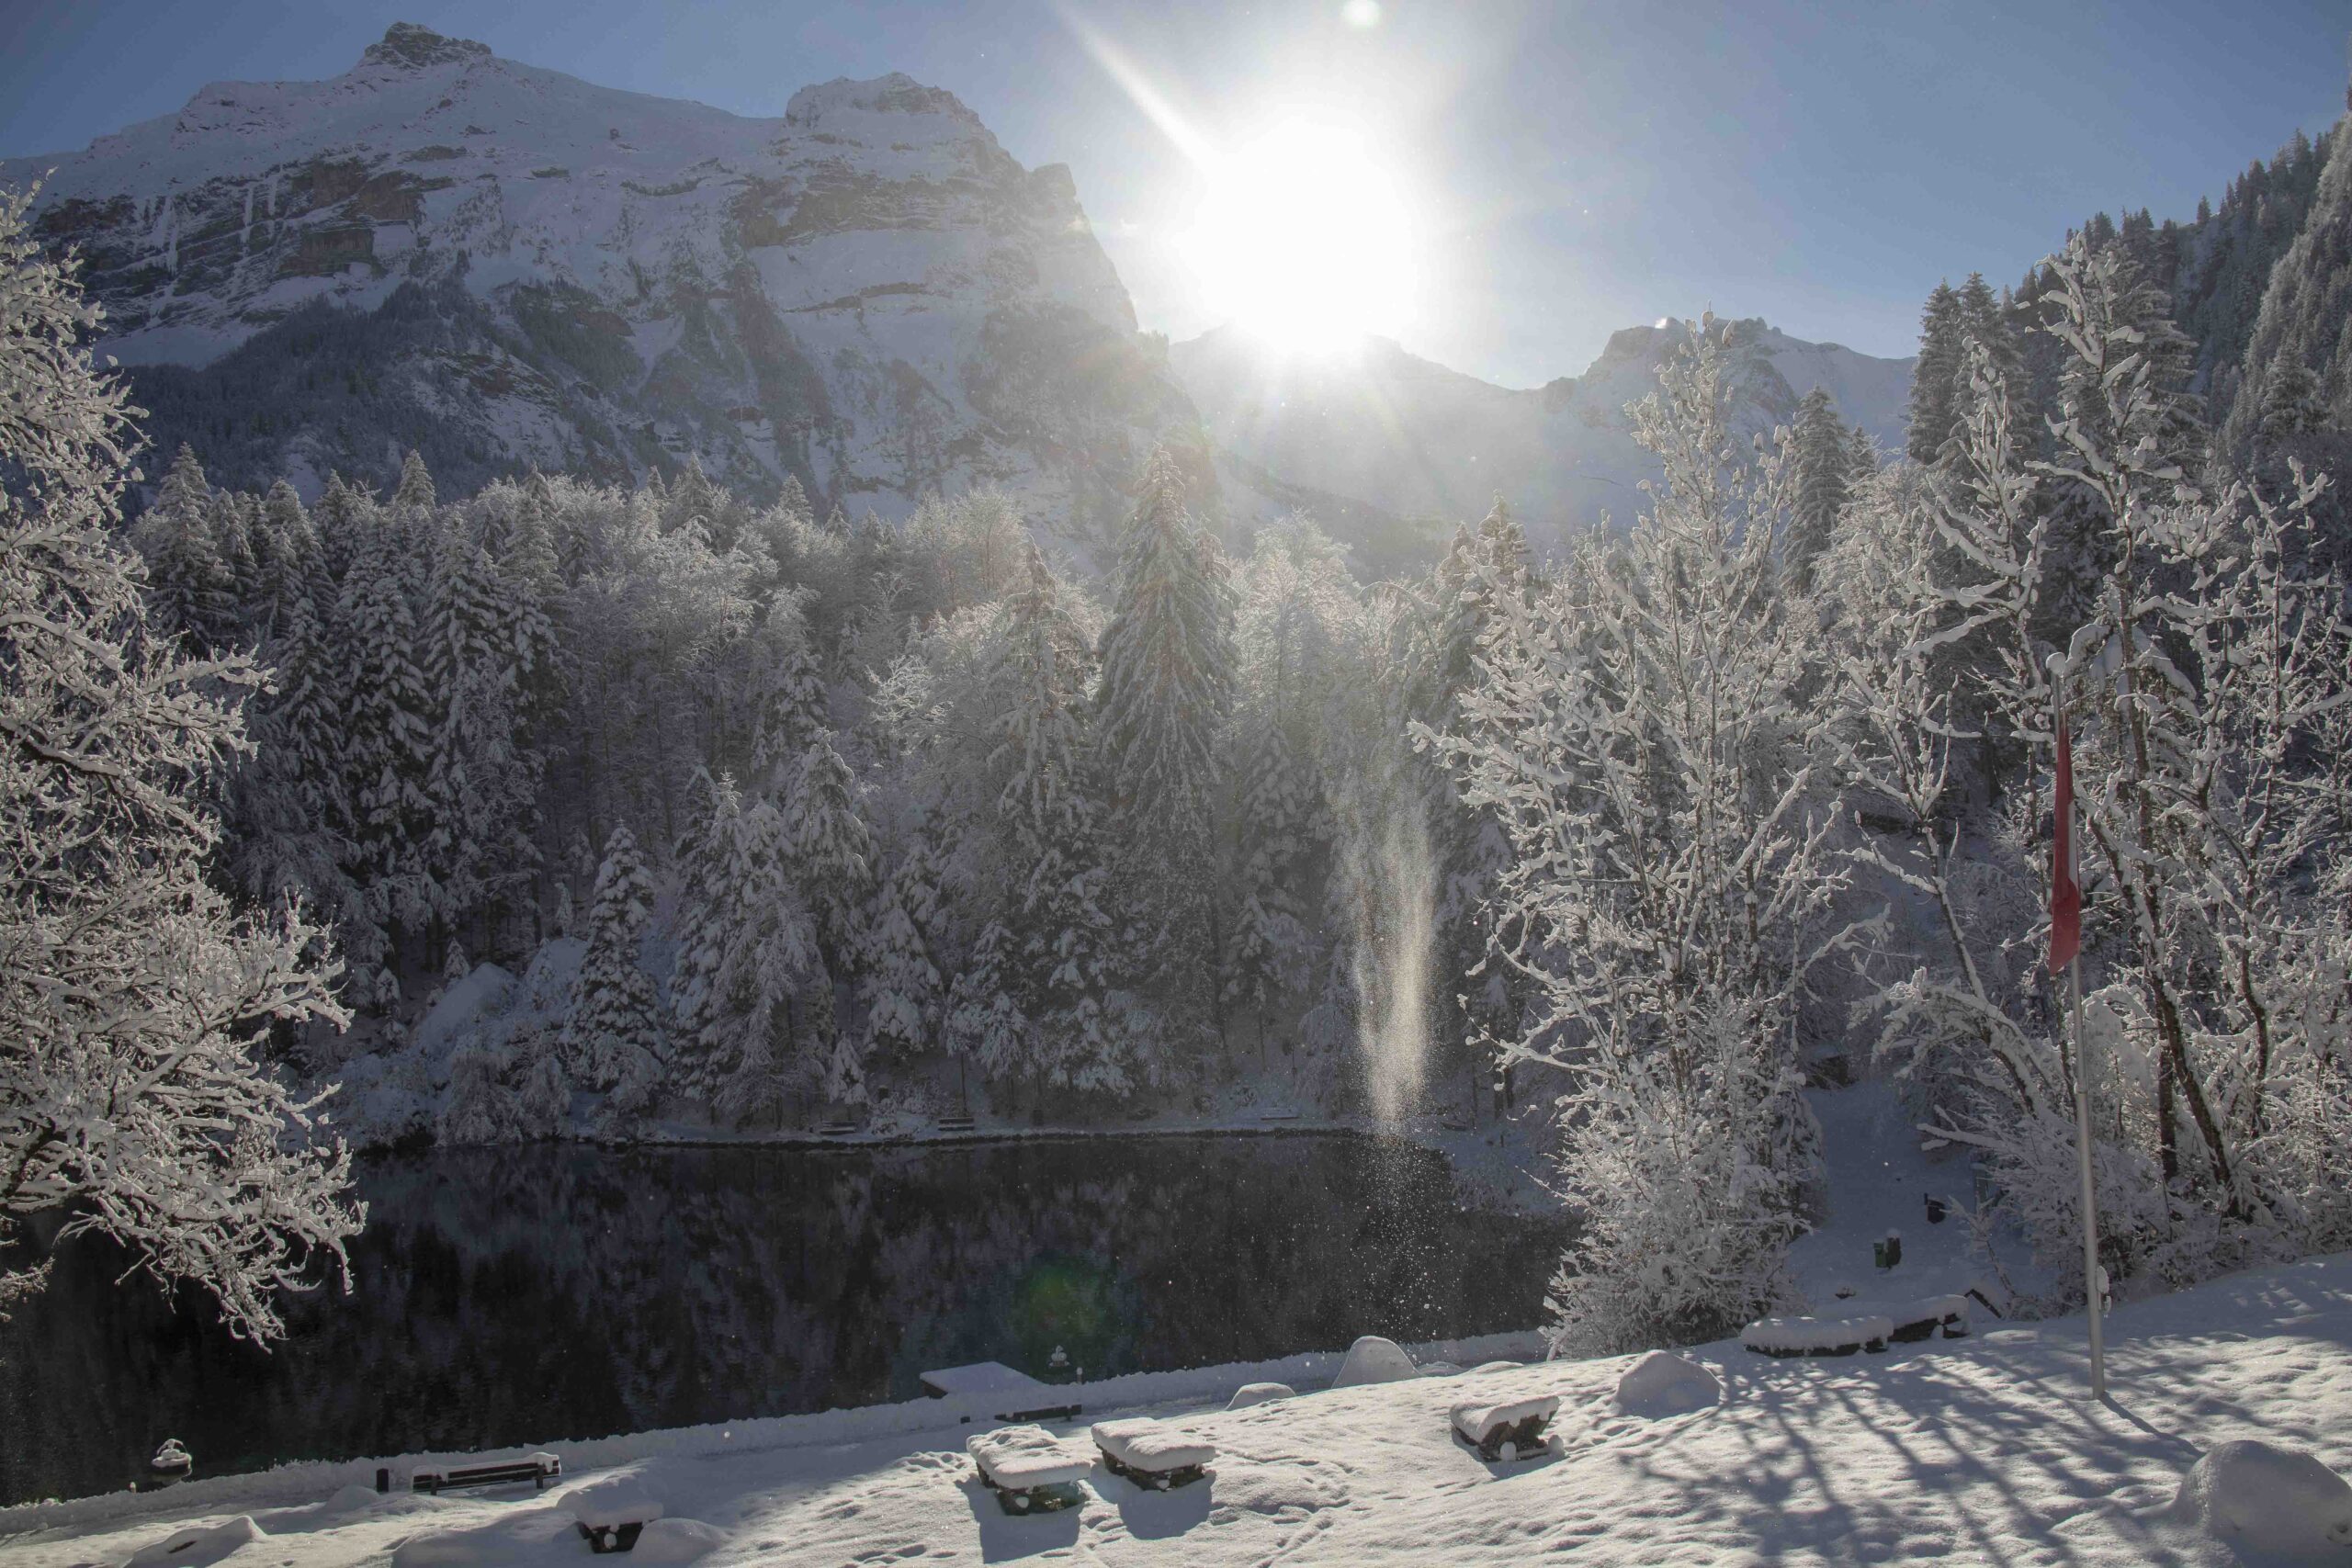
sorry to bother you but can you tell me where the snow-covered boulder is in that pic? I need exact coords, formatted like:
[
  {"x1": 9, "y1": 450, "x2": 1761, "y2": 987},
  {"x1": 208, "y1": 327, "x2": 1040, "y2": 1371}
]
[
  {"x1": 1613, "y1": 1351, "x2": 1722, "y2": 1416},
  {"x1": 121, "y1": 1516, "x2": 262, "y2": 1567},
  {"x1": 2171, "y1": 1438, "x2": 2352, "y2": 1557},
  {"x1": 1331, "y1": 1336, "x2": 1419, "y2": 1388},
  {"x1": 967, "y1": 1425, "x2": 1093, "y2": 1491},
  {"x1": 1227, "y1": 1382, "x2": 1295, "y2": 1409}
]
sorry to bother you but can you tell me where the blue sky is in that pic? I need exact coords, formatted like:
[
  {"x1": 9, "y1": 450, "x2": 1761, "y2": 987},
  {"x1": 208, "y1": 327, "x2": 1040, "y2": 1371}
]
[{"x1": 2, "y1": 1, "x2": 2345, "y2": 386}]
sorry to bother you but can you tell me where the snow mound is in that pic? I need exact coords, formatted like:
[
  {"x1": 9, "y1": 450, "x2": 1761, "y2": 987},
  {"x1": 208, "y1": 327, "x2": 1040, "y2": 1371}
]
[
  {"x1": 389, "y1": 1507, "x2": 582, "y2": 1565},
  {"x1": 120, "y1": 1515, "x2": 262, "y2": 1566},
  {"x1": 1331, "y1": 1336, "x2": 1419, "y2": 1388},
  {"x1": 1613, "y1": 1350, "x2": 1724, "y2": 1416},
  {"x1": 628, "y1": 1517, "x2": 728, "y2": 1562},
  {"x1": 2171, "y1": 1438, "x2": 2352, "y2": 1558},
  {"x1": 1227, "y1": 1382, "x2": 1295, "y2": 1409},
  {"x1": 966, "y1": 1425, "x2": 1092, "y2": 1490},
  {"x1": 1092, "y1": 1417, "x2": 1215, "y2": 1472},
  {"x1": 559, "y1": 1475, "x2": 665, "y2": 1529}
]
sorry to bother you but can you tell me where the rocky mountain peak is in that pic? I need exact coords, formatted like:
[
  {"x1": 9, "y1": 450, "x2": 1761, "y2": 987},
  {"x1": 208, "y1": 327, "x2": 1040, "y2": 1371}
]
[
  {"x1": 359, "y1": 22, "x2": 492, "y2": 73},
  {"x1": 783, "y1": 73, "x2": 990, "y2": 147}
]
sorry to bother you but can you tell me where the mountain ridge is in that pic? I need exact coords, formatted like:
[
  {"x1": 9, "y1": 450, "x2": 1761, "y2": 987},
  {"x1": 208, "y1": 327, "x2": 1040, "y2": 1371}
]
[{"x1": 3, "y1": 24, "x2": 1194, "y2": 539}]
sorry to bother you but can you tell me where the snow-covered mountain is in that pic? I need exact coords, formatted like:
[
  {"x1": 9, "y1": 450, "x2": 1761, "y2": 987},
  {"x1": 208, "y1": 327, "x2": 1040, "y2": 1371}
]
[
  {"x1": 3, "y1": 24, "x2": 1195, "y2": 536},
  {"x1": 1174, "y1": 318, "x2": 1915, "y2": 550}
]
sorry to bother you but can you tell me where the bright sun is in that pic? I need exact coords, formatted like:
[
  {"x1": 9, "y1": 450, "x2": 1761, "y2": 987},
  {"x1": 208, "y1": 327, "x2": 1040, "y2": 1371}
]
[{"x1": 1183, "y1": 118, "x2": 1415, "y2": 354}]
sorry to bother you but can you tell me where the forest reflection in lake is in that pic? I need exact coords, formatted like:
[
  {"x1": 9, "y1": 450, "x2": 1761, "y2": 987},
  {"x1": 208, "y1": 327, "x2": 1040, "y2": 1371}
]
[{"x1": 0, "y1": 1133, "x2": 1563, "y2": 1505}]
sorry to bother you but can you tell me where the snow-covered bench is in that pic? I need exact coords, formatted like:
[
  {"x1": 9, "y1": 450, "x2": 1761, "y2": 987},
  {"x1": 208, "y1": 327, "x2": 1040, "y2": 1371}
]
[
  {"x1": 410, "y1": 1451, "x2": 562, "y2": 1495},
  {"x1": 1091, "y1": 1417, "x2": 1215, "y2": 1490},
  {"x1": 1741, "y1": 1314, "x2": 1894, "y2": 1358},
  {"x1": 1450, "y1": 1393, "x2": 1560, "y2": 1461},
  {"x1": 1886, "y1": 1294, "x2": 1971, "y2": 1343},
  {"x1": 967, "y1": 1425, "x2": 1093, "y2": 1515},
  {"x1": 566, "y1": 1479, "x2": 663, "y2": 1555}
]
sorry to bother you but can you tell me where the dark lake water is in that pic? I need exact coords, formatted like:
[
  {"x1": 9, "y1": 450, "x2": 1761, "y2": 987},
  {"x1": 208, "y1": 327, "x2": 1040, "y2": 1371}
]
[{"x1": 0, "y1": 1134, "x2": 1563, "y2": 1506}]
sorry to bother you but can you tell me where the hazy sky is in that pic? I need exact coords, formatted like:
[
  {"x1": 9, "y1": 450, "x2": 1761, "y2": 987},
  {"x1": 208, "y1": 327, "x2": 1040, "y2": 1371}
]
[{"x1": 3, "y1": 1, "x2": 2346, "y2": 387}]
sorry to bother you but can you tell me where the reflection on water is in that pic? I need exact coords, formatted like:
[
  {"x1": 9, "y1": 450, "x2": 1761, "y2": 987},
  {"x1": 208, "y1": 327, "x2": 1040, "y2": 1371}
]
[{"x1": 0, "y1": 1134, "x2": 1562, "y2": 1506}]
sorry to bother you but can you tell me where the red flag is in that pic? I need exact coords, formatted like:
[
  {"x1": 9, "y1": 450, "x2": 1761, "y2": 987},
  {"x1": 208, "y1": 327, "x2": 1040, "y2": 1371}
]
[{"x1": 2049, "y1": 704, "x2": 2081, "y2": 975}]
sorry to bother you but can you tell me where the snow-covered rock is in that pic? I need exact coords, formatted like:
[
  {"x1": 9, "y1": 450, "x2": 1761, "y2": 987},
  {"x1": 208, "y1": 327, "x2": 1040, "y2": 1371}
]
[
  {"x1": 120, "y1": 1514, "x2": 262, "y2": 1566},
  {"x1": 1612, "y1": 1351, "x2": 1722, "y2": 1417},
  {"x1": 2171, "y1": 1438, "x2": 2352, "y2": 1558},
  {"x1": 4, "y1": 26, "x2": 1196, "y2": 535},
  {"x1": 1226, "y1": 1382, "x2": 1295, "y2": 1410},
  {"x1": 1330, "y1": 1336, "x2": 1419, "y2": 1388},
  {"x1": 965, "y1": 1425, "x2": 1092, "y2": 1491},
  {"x1": 1091, "y1": 1418, "x2": 1215, "y2": 1474}
]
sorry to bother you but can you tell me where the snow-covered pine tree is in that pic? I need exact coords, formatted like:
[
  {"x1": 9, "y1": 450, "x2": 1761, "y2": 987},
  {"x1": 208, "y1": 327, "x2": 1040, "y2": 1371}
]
[
  {"x1": 225, "y1": 578, "x2": 382, "y2": 994},
  {"x1": 710, "y1": 795, "x2": 824, "y2": 1125},
  {"x1": 129, "y1": 444, "x2": 234, "y2": 649},
  {"x1": 749, "y1": 591, "x2": 829, "y2": 786},
  {"x1": 965, "y1": 543, "x2": 1137, "y2": 1096},
  {"x1": 252, "y1": 479, "x2": 320, "y2": 636},
  {"x1": 666, "y1": 769, "x2": 741, "y2": 1100},
  {"x1": 422, "y1": 521, "x2": 542, "y2": 938},
  {"x1": 824, "y1": 1031, "x2": 870, "y2": 1111},
  {"x1": 1844, "y1": 423, "x2": 1879, "y2": 486},
  {"x1": 1905, "y1": 282, "x2": 1966, "y2": 463},
  {"x1": 861, "y1": 833, "x2": 944, "y2": 1061},
  {"x1": 336, "y1": 503, "x2": 435, "y2": 981},
  {"x1": 513, "y1": 1025, "x2": 572, "y2": 1139},
  {"x1": 1221, "y1": 712, "x2": 1315, "y2": 1055},
  {"x1": 566, "y1": 824, "x2": 666, "y2": 1118},
  {"x1": 1094, "y1": 446, "x2": 1234, "y2": 1025},
  {"x1": 0, "y1": 181, "x2": 356, "y2": 1338},
  {"x1": 1785, "y1": 387, "x2": 1850, "y2": 592},
  {"x1": 783, "y1": 729, "x2": 875, "y2": 980},
  {"x1": 209, "y1": 488, "x2": 263, "y2": 636}
]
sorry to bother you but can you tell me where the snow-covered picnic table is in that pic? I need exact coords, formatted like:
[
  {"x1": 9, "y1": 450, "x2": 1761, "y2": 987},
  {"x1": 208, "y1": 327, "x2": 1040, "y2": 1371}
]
[{"x1": 967, "y1": 1425, "x2": 1093, "y2": 1512}]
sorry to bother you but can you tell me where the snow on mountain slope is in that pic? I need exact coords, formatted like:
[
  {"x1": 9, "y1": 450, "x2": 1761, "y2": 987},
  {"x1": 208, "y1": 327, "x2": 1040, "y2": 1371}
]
[
  {"x1": 3, "y1": 24, "x2": 1197, "y2": 534},
  {"x1": 1175, "y1": 317, "x2": 1914, "y2": 552}
]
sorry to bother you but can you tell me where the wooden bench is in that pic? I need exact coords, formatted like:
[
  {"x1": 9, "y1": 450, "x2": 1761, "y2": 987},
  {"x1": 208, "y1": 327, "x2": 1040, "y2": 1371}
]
[
  {"x1": 1741, "y1": 1314, "x2": 1894, "y2": 1358},
  {"x1": 1887, "y1": 1295, "x2": 1972, "y2": 1343},
  {"x1": 1091, "y1": 1418, "x2": 1214, "y2": 1491},
  {"x1": 410, "y1": 1452, "x2": 562, "y2": 1495}
]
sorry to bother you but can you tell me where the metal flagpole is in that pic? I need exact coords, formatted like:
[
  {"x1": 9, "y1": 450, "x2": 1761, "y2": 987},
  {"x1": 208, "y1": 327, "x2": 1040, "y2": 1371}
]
[{"x1": 2056, "y1": 670, "x2": 2106, "y2": 1401}]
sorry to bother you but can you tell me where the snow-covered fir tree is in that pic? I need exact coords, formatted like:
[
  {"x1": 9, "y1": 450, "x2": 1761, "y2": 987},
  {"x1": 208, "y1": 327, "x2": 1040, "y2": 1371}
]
[
  {"x1": 567, "y1": 824, "x2": 665, "y2": 1118},
  {"x1": 1094, "y1": 446, "x2": 1234, "y2": 1032}
]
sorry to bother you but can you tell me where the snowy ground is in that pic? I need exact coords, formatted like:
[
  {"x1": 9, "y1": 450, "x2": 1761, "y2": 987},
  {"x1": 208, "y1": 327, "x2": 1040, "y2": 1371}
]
[
  {"x1": 8, "y1": 1084, "x2": 2350, "y2": 1565},
  {"x1": 9, "y1": 1255, "x2": 2351, "y2": 1565}
]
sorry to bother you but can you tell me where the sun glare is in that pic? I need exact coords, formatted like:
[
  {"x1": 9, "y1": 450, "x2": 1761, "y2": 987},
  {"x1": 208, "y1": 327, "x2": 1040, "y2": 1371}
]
[{"x1": 1182, "y1": 118, "x2": 1416, "y2": 355}]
